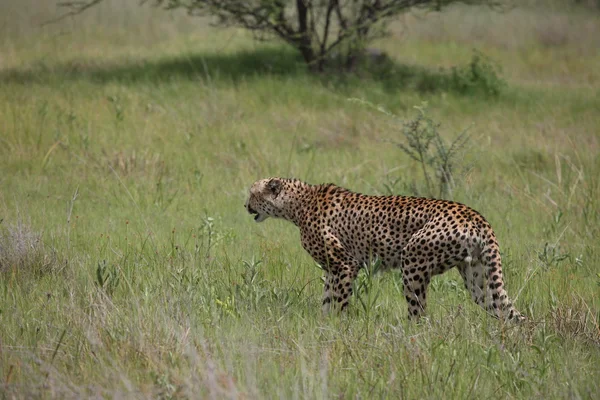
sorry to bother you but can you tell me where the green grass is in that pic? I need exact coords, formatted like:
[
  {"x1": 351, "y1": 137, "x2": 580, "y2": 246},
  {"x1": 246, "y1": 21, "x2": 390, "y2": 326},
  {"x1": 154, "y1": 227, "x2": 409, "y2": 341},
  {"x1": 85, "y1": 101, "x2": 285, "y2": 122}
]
[{"x1": 1, "y1": 1, "x2": 599, "y2": 398}]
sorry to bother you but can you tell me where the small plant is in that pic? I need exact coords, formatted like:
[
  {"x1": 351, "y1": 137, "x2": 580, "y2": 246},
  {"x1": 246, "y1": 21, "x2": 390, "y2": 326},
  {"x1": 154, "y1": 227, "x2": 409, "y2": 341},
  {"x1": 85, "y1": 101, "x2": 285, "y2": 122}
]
[
  {"x1": 107, "y1": 95, "x2": 125, "y2": 123},
  {"x1": 95, "y1": 259, "x2": 121, "y2": 296},
  {"x1": 391, "y1": 103, "x2": 471, "y2": 198},
  {"x1": 154, "y1": 167, "x2": 179, "y2": 212},
  {"x1": 199, "y1": 215, "x2": 217, "y2": 259},
  {"x1": 448, "y1": 51, "x2": 506, "y2": 97},
  {"x1": 235, "y1": 257, "x2": 268, "y2": 311},
  {"x1": 241, "y1": 257, "x2": 262, "y2": 287},
  {"x1": 191, "y1": 214, "x2": 228, "y2": 262},
  {"x1": 354, "y1": 258, "x2": 383, "y2": 335},
  {"x1": 537, "y1": 242, "x2": 570, "y2": 270},
  {"x1": 380, "y1": 168, "x2": 404, "y2": 196},
  {"x1": 429, "y1": 277, "x2": 461, "y2": 294},
  {"x1": 530, "y1": 325, "x2": 559, "y2": 380},
  {"x1": 350, "y1": 99, "x2": 471, "y2": 198},
  {"x1": 215, "y1": 295, "x2": 239, "y2": 318},
  {"x1": 152, "y1": 372, "x2": 177, "y2": 400},
  {"x1": 543, "y1": 209, "x2": 565, "y2": 237}
]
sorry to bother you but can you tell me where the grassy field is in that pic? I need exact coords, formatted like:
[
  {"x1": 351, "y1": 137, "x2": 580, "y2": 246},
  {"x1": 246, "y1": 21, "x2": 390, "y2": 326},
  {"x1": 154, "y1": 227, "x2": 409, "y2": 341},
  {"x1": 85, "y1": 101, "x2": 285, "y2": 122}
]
[{"x1": 1, "y1": 0, "x2": 599, "y2": 398}]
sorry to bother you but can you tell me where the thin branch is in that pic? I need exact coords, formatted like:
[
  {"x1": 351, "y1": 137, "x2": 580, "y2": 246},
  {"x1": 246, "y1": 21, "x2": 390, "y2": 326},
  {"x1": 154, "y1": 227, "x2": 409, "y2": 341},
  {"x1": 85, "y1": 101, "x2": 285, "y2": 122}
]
[
  {"x1": 334, "y1": 0, "x2": 348, "y2": 31},
  {"x1": 42, "y1": 0, "x2": 104, "y2": 26},
  {"x1": 320, "y1": 0, "x2": 336, "y2": 54}
]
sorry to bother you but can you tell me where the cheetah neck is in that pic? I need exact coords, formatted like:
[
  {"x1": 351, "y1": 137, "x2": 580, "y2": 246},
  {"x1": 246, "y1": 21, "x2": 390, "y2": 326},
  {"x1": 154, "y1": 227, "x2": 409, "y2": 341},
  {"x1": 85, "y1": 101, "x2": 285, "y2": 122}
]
[{"x1": 279, "y1": 179, "x2": 319, "y2": 227}]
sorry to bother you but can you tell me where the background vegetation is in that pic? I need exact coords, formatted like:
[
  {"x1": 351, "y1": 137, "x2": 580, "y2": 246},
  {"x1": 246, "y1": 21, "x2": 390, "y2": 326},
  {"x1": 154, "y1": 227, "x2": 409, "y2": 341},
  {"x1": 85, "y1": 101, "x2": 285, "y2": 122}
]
[
  {"x1": 1, "y1": 0, "x2": 599, "y2": 398},
  {"x1": 55, "y1": 0, "x2": 503, "y2": 72}
]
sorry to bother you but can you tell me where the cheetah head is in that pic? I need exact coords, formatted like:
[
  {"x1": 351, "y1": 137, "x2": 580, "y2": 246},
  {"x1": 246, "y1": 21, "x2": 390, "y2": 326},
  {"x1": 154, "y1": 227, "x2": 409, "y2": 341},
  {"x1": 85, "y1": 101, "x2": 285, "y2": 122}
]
[{"x1": 245, "y1": 178, "x2": 288, "y2": 223}]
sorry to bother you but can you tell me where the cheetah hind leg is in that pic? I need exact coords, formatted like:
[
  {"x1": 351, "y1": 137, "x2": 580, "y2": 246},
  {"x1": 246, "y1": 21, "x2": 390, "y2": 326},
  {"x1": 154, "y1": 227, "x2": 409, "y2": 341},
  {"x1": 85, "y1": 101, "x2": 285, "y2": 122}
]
[{"x1": 459, "y1": 257, "x2": 525, "y2": 322}]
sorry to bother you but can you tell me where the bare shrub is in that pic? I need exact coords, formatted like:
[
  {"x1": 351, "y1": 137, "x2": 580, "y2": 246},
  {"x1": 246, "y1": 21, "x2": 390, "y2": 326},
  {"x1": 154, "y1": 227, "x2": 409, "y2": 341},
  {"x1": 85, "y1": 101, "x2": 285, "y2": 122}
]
[
  {"x1": 56, "y1": 0, "x2": 503, "y2": 73},
  {"x1": 0, "y1": 219, "x2": 59, "y2": 276}
]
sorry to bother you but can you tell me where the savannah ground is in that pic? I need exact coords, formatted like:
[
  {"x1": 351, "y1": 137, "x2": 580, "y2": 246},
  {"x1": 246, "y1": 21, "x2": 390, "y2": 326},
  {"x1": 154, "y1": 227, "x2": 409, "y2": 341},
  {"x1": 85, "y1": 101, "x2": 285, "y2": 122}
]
[{"x1": 1, "y1": 0, "x2": 599, "y2": 398}]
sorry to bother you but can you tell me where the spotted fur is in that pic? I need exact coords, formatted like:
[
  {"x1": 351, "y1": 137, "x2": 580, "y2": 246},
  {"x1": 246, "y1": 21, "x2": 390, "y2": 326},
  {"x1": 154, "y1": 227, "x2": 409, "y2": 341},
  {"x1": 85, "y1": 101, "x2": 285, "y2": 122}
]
[{"x1": 245, "y1": 177, "x2": 525, "y2": 322}]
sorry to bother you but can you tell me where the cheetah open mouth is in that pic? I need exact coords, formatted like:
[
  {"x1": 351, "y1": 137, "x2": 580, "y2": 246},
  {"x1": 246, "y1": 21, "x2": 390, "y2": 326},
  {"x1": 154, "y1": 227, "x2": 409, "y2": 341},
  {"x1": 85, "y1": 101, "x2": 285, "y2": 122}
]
[
  {"x1": 253, "y1": 213, "x2": 267, "y2": 222},
  {"x1": 247, "y1": 206, "x2": 267, "y2": 223}
]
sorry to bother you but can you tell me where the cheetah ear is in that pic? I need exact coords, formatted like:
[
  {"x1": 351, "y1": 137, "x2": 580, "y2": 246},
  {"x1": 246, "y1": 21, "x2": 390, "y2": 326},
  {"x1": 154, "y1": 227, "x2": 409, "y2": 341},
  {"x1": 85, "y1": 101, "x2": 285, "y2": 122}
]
[{"x1": 267, "y1": 178, "x2": 282, "y2": 197}]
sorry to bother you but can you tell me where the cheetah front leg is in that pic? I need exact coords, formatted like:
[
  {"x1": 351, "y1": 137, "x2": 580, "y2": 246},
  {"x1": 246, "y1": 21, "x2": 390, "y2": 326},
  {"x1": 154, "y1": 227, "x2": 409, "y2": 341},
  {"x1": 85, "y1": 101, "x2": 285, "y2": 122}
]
[
  {"x1": 322, "y1": 273, "x2": 335, "y2": 314},
  {"x1": 308, "y1": 230, "x2": 361, "y2": 314},
  {"x1": 322, "y1": 262, "x2": 360, "y2": 314}
]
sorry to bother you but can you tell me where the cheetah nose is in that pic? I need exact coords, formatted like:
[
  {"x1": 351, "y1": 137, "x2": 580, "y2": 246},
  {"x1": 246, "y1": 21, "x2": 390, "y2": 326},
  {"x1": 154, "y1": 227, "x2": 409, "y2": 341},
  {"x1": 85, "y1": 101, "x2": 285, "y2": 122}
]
[{"x1": 247, "y1": 205, "x2": 258, "y2": 215}]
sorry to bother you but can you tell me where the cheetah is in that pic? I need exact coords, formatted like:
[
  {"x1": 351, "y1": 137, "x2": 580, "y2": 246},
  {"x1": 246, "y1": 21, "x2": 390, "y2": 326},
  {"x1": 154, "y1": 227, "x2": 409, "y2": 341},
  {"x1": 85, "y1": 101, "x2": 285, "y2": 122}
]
[{"x1": 245, "y1": 177, "x2": 525, "y2": 322}]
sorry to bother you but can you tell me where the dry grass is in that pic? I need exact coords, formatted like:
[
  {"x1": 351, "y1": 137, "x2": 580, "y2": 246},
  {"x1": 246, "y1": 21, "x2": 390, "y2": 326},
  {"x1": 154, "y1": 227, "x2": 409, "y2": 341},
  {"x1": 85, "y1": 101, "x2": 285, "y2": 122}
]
[
  {"x1": 550, "y1": 296, "x2": 600, "y2": 346},
  {"x1": 0, "y1": 218, "x2": 59, "y2": 276}
]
